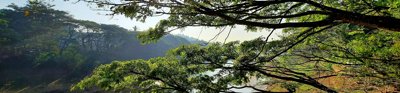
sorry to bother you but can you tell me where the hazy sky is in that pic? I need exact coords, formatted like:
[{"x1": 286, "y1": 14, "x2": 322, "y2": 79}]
[{"x1": 0, "y1": 0, "x2": 281, "y2": 42}]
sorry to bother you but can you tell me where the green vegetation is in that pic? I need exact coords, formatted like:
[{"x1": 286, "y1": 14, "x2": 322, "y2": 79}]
[
  {"x1": 72, "y1": 0, "x2": 400, "y2": 93},
  {"x1": 1, "y1": 0, "x2": 400, "y2": 92},
  {"x1": 0, "y1": 2, "x2": 195, "y2": 92}
]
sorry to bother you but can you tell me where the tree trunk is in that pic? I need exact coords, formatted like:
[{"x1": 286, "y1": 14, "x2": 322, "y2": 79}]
[
  {"x1": 334, "y1": 13, "x2": 400, "y2": 32},
  {"x1": 254, "y1": 69, "x2": 337, "y2": 93}
]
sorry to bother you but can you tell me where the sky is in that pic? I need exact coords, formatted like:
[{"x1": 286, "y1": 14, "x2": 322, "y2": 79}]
[{"x1": 0, "y1": 0, "x2": 281, "y2": 42}]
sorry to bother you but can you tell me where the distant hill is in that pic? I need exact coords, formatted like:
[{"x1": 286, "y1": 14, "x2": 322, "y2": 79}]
[
  {"x1": 175, "y1": 34, "x2": 207, "y2": 44},
  {"x1": 108, "y1": 33, "x2": 192, "y2": 60}
]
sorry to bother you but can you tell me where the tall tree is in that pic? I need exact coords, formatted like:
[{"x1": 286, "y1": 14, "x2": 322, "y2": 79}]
[
  {"x1": 72, "y1": 0, "x2": 400, "y2": 92},
  {"x1": 80, "y1": 0, "x2": 400, "y2": 42}
]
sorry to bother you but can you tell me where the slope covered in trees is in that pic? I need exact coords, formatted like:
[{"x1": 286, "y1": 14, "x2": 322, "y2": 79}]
[
  {"x1": 0, "y1": 3, "x2": 195, "y2": 92},
  {"x1": 72, "y1": 0, "x2": 400, "y2": 93}
]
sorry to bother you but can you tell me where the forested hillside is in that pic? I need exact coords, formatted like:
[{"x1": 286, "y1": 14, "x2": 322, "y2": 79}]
[
  {"x1": 0, "y1": 3, "x2": 194, "y2": 92},
  {"x1": 3, "y1": 0, "x2": 400, "y2": 92}
]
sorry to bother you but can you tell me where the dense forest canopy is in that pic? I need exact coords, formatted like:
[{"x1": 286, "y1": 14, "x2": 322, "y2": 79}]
[
  {"x1": 70, "y1": 0, "x2": 400, "y2": 93},
  {"x1": 0, "y1": 2, "x2": 197, "y2": 92}
]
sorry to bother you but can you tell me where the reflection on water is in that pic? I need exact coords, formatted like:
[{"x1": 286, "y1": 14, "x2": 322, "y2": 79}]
[{"x1": 203, "y1": 67, "x2": 266, "y2": 93}]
